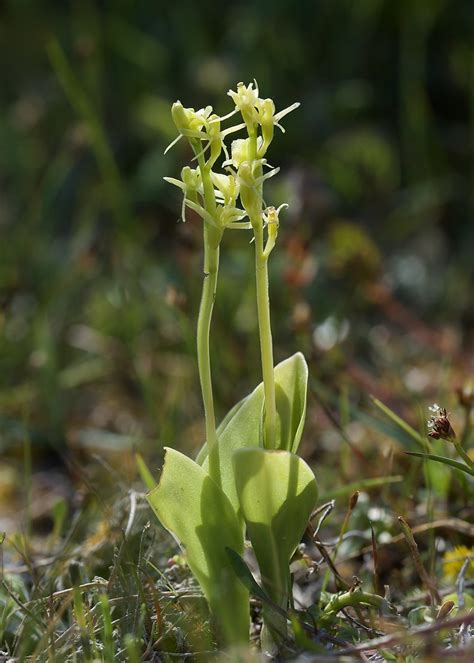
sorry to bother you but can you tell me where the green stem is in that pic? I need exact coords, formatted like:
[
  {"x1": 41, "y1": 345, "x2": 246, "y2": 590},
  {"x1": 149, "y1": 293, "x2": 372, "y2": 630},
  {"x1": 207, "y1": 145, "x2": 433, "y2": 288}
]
[
  {"x1": 454, "y1": 441, "x2": 474, "y2": 469},
  {"x1": 248, "y1": 129, "x2": 277, "y2": 450},
  {"x1": 197, "y1": 235, "x2": 220, "y2": 485},
  {"x1": 253, "y1": 223, "x2": 277, "y2": 449},
  {"x1": 195, "y1": 150, "x2": 222, "y2": 486}
]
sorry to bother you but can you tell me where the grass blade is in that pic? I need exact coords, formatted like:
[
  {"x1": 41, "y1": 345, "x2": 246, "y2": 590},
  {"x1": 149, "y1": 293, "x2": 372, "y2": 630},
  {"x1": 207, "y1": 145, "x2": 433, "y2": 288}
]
[
  {"x1": 370, "y1": 396, "x2": 424, "y2": 447},
  {"x1": 406, "y1": 451, "x2": 474, "y2": 477}
]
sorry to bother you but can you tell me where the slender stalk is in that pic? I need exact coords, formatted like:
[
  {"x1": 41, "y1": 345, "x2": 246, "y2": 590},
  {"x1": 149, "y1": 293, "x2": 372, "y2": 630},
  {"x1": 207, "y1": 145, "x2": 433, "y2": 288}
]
[
  {"x1": 253, "y1": 223, "x2": 277, "y2": 449},
  {"x1": 248, "y1": 130, "x2": 277, "y2": 449},
  {"x1": 197, "y1": 232, "x2": 221, "y2": 485},
  {"x1": 454, "y1": 441, "x2": 474, "y2": 470},
  {"x1": 195, "y1": 150, "x2": 222, "y2": 486}
]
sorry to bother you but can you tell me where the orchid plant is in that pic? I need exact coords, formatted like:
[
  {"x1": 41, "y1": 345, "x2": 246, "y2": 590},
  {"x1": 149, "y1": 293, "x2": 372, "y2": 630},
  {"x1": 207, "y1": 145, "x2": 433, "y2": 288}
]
[{"x1": 146, "y1": 82, "x2": 318, "y2": 653}]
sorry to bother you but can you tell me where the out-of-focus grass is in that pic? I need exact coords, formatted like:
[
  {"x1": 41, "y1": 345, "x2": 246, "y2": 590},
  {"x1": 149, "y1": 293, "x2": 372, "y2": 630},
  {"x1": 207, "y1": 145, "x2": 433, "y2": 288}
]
[{"x1": 0, "y1": 1, "x2": 473, "y2": 659}]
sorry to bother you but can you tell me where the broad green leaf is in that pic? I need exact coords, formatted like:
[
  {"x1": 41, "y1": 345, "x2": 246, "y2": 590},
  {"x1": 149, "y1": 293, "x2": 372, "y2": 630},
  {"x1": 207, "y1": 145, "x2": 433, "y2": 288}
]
[
  {"x1": 195, "y1": 392, "x2": 256, "y2": 466},
  {"x1": 274, "y1": 352, "x2": 308, "y2": 454},
  {"x1": 233, "y1": 448, "x2": 318, "y2": 610},
  {"x1": 146, "y1": 448, "x2": 249, "y2": 646},
  {"x1": 198, "y1": 353, "x2": 309, "y2": 518}
]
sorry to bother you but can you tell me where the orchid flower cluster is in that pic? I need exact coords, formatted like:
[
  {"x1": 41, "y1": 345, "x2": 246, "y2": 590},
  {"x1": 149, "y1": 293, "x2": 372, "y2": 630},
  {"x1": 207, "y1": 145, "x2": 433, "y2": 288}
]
[{"x1": 164, "y1": 81, "x2": 298, "y2": 243}]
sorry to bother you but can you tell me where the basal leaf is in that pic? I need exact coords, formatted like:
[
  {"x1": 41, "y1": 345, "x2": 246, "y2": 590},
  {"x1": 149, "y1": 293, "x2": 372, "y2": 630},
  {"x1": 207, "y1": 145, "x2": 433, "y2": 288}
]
[
  {"x1": 195, "y1": 395, "x2": 250, "y2": 465},
  {"x1": 146, "y1": 448, "x2": 249, "y2": 646},
  {"x1": 198, "y1": 353, "x2": 309, "y2": 518},
  {"x1": 274, "y1": 352, "x2": 308, "y2": 454},
  {"x1": 233, "y1": 448, "x2": 318, "y2": 619}
]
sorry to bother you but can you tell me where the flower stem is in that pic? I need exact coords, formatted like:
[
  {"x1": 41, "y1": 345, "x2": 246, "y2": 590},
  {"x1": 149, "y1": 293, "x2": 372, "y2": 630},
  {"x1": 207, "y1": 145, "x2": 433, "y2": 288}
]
[
  {"x1": 248, "y1": 129, "x2": 278, "y2": 450},
  {"x1": 253, "y1": 223, "x2": 277, "y2": 449},
  {"x1": 454, "y1": 440, "x2": 474, "y2": 469},
  {"x1": 197, "y1": 232, "x2": 221, "y2": 485},
  {"x1": 195, "y1": 150, "x2": 222, "y2": 486}
]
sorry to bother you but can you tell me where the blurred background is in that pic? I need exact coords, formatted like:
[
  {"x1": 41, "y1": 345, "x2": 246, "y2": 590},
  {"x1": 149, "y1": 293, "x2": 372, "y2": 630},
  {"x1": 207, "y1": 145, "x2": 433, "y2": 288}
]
[{"x1": 0, "y1": 0, "x2": 473, "y2": 531}]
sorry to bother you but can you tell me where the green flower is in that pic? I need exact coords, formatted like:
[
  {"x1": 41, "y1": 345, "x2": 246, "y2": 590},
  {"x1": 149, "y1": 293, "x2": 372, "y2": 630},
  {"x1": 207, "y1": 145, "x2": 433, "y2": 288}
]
[
  {"x1": 228, "y1": 81, "x2": 260, "y2": 132},
  {"x1": 163, "y1": 166, "x2": 202, "y2": 223},
  {"x1": 257, "y1": 97, "x2": 301, "y2": 156}
]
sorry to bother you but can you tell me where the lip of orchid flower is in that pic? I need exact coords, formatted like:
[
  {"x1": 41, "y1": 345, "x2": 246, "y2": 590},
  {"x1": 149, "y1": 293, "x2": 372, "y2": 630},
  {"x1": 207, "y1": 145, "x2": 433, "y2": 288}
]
[
  {"x1": 263, "y1": 203, "x2": 289, "y2": 226},
  {"x1": 262, "y1": 203, "x2": 289, "y2": 256}
]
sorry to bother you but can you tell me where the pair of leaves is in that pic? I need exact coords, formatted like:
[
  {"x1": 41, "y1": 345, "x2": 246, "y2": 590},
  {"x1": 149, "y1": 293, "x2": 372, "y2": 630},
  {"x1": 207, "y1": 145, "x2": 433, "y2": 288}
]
[
  {"x1": 197, "y1": 353, "x2": 308, "y2": 521},
  {"x1": 147, "y1": 447, "x2": 318, "y2": 648},
  {"x1": 146, "y1": 353, "x2": 314, "y2": 648}
]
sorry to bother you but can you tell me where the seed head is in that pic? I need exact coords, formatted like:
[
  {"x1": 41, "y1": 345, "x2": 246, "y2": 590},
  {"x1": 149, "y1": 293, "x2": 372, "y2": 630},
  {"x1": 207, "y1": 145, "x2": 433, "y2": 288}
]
[{"x1": 427, "y1": 404, "x2": 456, "y2": 441}]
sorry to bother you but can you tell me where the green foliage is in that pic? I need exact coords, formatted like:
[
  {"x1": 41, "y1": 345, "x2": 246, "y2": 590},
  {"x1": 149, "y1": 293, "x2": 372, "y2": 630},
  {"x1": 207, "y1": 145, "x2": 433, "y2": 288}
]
[
  {"x1": 1, "y1": 2, "x2": 473, "y2": 660},
  {"x1": 147, "y1": 447, "x2": 249, "y2": 646},
  {"x1": 198, "y1": 352, "x2": 308, "y2": 519},
  {"x1": 234, "y1": 448, "x2": 317, "y2": 647}
]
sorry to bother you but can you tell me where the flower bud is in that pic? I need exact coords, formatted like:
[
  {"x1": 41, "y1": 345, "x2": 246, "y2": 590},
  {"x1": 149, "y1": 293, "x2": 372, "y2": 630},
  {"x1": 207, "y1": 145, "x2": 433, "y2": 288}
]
[
  {"x1": 181, "y1": 166, "x2": 200, "y2": 195},
  {"x1": 206, "y1": 114, "x2": 223, "y2": 167},
  {"x1": 171, "y1": 102, "x2": 212, "y2": 138},
  {"x1": 171, "y1": 101, "x2": 191, "y2": 134}
]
